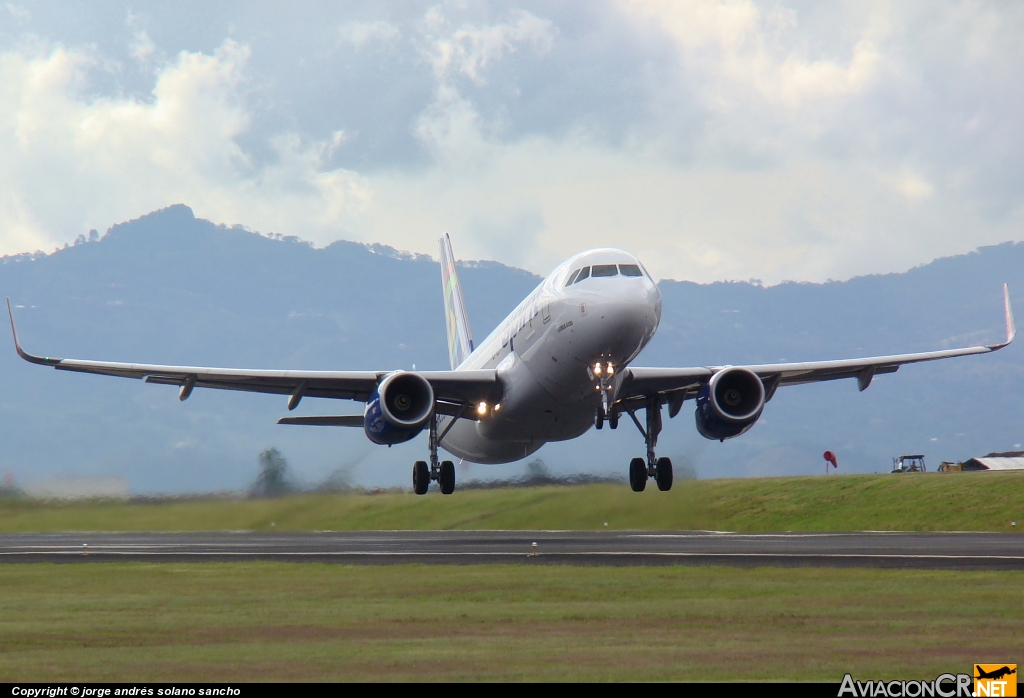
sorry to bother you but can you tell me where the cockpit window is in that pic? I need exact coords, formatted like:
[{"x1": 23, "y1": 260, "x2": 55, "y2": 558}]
[
  {"x1": 565, "y1": 268, "x2": 581, "y2": 286},
  {"x1": 574, "y1": 266, "x2": 590, "y2": 283},
  {"x1": 618, "y1": 264, "x2": 643, "y2": 277},
  {"x1": 591, "y1": 264, "x2": 618, "y2": 278}
]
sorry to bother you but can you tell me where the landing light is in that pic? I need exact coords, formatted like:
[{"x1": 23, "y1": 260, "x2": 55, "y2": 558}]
[
  {"x1": 593, "y1": 363, "x2": 602, "y2": 375},
  {"x1": 494, "y1": 403, "x2": 501, "y2": 411},
  {"x1": 606, "y1": 362, "x2": 614, "y2": 375},
  {"x1": 477, "y1": 401, "x2": 488, "y2": 416}
]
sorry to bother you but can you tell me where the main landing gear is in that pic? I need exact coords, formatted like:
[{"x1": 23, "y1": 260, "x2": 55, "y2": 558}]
[
  {"x1": 413, "y1": 414, "x2": 455, "y2": 495},
  {"x1": 626, "y1": 397, "x2": 673, "y2": 492}
]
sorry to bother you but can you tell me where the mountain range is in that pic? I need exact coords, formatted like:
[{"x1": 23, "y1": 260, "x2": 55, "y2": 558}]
[{"x1": 1, "y1": 204, "x2": 1020, "y2": 493}]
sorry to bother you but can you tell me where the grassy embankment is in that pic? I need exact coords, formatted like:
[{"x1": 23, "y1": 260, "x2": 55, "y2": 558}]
[
  {"x1": 0, "y1": 562, "x2": 1020, "y2": 681},
  {"x1": 0, "y1": 472, "x2": 1022, "y2": 532}
]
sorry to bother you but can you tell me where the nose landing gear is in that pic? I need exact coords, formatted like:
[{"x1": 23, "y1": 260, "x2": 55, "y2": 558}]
[
  {"x1": 595, "y1": 407, "x2": 620, "y2": 430},
  {"x1": 626, "y1": 397, "x2": 673, "y2": 492},
  {"x1": 412, "y1": 414, "x2": 456, "y2": 495},
  {"x1": 593, "y1": 358, "x2": 619, "y2": 430}
]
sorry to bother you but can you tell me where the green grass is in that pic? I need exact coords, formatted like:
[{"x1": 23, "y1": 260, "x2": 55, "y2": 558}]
[
  {"x1": 1, "y1": 473, "x2": 1022, "y2": 533},
  {"x1": 0, "y1": 562, "x2": 1020, "y2": 681}
]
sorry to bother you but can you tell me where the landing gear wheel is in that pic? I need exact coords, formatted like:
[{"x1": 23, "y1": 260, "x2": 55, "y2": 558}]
[
  {"x1": 595, "y1": 411, "x2": 604, "y2": 430},
  {"x1": 656, "y1": 457, "x2": 673, "y2": 492},
  {"x1": 629, "y1": 457, "x2": 647, "y2": 492},
  {"x1": 439, "y1": 460, "x2": 456, "y2": 495},
  {"x1": 609, "y1": 411, "x2": 619, "y2": 429},
  {"x1": 413, "y1": 461, "x2": 429, "y2": 495}
]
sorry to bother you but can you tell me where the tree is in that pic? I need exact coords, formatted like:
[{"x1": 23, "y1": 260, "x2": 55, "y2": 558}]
[{"x1": 250, "y1": 447, "x2": 293, "y2": 498}]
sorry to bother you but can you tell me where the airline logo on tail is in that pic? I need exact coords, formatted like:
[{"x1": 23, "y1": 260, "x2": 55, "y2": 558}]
[{"x1": 439, "y1": 234, "x2": 474, "y2": 370}]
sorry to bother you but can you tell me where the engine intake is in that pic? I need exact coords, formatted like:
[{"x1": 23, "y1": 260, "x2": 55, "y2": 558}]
[
  {"x1": 364, "y1": 371, "x2": 435, "y2": 445},
  {"x1": 695, "y1": 366, "x2": 765, "y2": 441}
]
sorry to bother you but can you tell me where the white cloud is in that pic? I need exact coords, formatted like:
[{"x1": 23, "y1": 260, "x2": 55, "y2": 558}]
[
  {"x1": 0, "y1": 39, "x2": 371, "y2": 254},
  {"x1": 623, "y1": 0, "x2": 880, "y2": 108},
  {"x1": 887, "y1": 168, "x2": 934, "y2": 201},
  {"x1": 0, "y1": 2, "x2": 1022, "y2": 287},
  {"x1": 5, "y1": 3, "x2": 29, "y2": 21},
  {"x1": 126, "y1": 10, "x2": 156, "y2": 63},
  {"x1": 358, "y1": 134, "x2": 1022, "y2": 284},
  {"x1": 414, "y1": 84, "x2": 490, "y2": 164},
  {"x1": 128, "y1": 29, "x2": 156, "y2": 63},
  {"x1": 410, "y1": 9, "x2": 559, "y2": 167},
  {"x1": 421, "y1": 8, "x2": 556, "y2": 84},
  {"x1": 338, "y1": 20, "x2": 401, "y2": 50}
]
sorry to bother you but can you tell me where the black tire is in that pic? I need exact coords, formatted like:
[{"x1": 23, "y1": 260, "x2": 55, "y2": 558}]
[
  {"x1": 656, "y1": 457, "x2": 673, "y2": 491},
  {"x1": 439, "y1": 460, "x2": 456, "y2": 495},
  {"x1": 629, "y1": 457, "x2": 647, "y2": 492},
  {"x1": 595, "y1": 411, "x2": 604, "y2": 430},
  {"x1": 609, "y1": 411, "x2": 619, "y2": 429},
  {"x1": 413, "y1": 461, "x2": 429, "y2": 495}
]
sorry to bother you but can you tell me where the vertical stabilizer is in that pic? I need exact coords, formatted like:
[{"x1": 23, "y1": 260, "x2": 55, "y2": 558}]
[{"x1": 439, "y1": 233, "x2": 474, "y2": 369}]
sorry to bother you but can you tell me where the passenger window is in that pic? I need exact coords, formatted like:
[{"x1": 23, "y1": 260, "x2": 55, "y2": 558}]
[
  {"x1": 574, "y1": 267, "x2": 590, "y2": 283},
  {"x1": 619, "y1": 264, "x2": 643, "y2": 277},
  {"x1": 565, "y1": 268, "x2": 581, "y2": 286},
  {"x1": 591, "y1": 264, "x2": 618, "y2": 277}
]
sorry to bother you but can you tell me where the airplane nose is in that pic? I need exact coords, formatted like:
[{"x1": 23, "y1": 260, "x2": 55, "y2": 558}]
[{"x1": 588, "y1": 282, "x2": 660, "y2": 363}]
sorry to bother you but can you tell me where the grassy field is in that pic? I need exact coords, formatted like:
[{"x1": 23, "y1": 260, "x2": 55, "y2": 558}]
[
  {"x1": 0, "y1": 562, "x2": 1020, "y2": 681},
  {"x1": 1, "y1": 472, "x2": 1022, "y2": 532}
]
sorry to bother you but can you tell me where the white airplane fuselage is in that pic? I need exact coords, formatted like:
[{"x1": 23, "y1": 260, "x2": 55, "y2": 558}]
[{"x1": 440, "y1": 248, "x2": 662, "y2": 463}]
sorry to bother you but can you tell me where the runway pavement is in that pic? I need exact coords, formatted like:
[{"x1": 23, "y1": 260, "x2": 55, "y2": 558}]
[{"x1": 1, "y1": 530, "x2": 1023, "y2": 569}]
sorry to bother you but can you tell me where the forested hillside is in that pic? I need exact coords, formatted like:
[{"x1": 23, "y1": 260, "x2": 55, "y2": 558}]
[{"x1": 1, "y1": 205, "x2": 1020, "y2": 492}]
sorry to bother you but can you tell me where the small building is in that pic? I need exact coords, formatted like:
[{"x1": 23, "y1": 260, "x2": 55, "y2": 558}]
[{"x1": 961, "y1": 451, "x2": 1024, "y2": 472}]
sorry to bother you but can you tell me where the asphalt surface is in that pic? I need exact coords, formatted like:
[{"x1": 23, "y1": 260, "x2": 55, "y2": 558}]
[{"x1": 1, "y1": 530, "x2": 1023, "y2": 569}]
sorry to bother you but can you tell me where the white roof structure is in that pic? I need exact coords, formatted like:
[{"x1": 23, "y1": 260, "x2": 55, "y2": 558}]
[{"x1": 964, "y1": 456, "x2": 1024, "y2": 471}]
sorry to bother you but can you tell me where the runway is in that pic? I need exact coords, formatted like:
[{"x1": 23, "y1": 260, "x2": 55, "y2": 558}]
[{"x1": 1, "y1": 530, "x2": 1023, "y2": 569}]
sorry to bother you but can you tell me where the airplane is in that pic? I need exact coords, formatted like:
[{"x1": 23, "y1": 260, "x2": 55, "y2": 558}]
[
  {"x1": 975, "y1": 666, "x2": 1016, "y2": 681},
  {"x1": 7, "y1": 234, "x2": 1016, "y2": 494}
]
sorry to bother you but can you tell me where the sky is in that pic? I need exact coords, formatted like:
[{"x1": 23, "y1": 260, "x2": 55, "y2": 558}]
[{"x1": 1, "y1": 1, "x2": 1022, "y2": 284}]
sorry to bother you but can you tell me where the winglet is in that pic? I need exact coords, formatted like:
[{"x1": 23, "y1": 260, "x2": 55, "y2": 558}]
[
  {"x1": 1004, "y1": 283, "x2": 1016, "y2": 346},
  {"x1": 6, "y1": 298, "x2": 61, "y2": 366},
  {"x1": 987, "y1": 284, "x2": 1016, "y2": 350}
]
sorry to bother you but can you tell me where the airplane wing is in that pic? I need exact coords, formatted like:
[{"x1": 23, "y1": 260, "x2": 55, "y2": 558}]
[
  {"x1": 617, "y1": 284, "x2": 1015, "y2": 411},
  {"x1": 6, "y1": 299, "x2": 501, "y2": 418}
]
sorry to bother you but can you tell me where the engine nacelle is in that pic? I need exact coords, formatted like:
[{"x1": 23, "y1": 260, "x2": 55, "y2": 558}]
[
  {"x1": 694, "y1": 366, "x2": 765, "y2": 441},
  {"x1": 364, "y1": 371, "x2": 435, "y2": 445}
]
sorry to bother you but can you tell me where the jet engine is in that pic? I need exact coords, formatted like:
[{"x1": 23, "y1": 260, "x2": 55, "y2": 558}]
[
  {"x1": 694, "y1": 366, "x2": 765, "y2": 441},
  {"x1": 364, "y1": 371, "x2": 435, "y2": 445}
]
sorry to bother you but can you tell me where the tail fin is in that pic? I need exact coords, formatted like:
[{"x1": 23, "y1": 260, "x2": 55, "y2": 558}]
[{"x1": 439, "y1": 233, "x2": 474, "y2": 369}]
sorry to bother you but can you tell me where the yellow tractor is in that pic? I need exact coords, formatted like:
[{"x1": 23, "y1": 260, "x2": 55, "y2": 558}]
[{"x1": 891, "y1": 455, "x2": 927, "y2": 473}]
